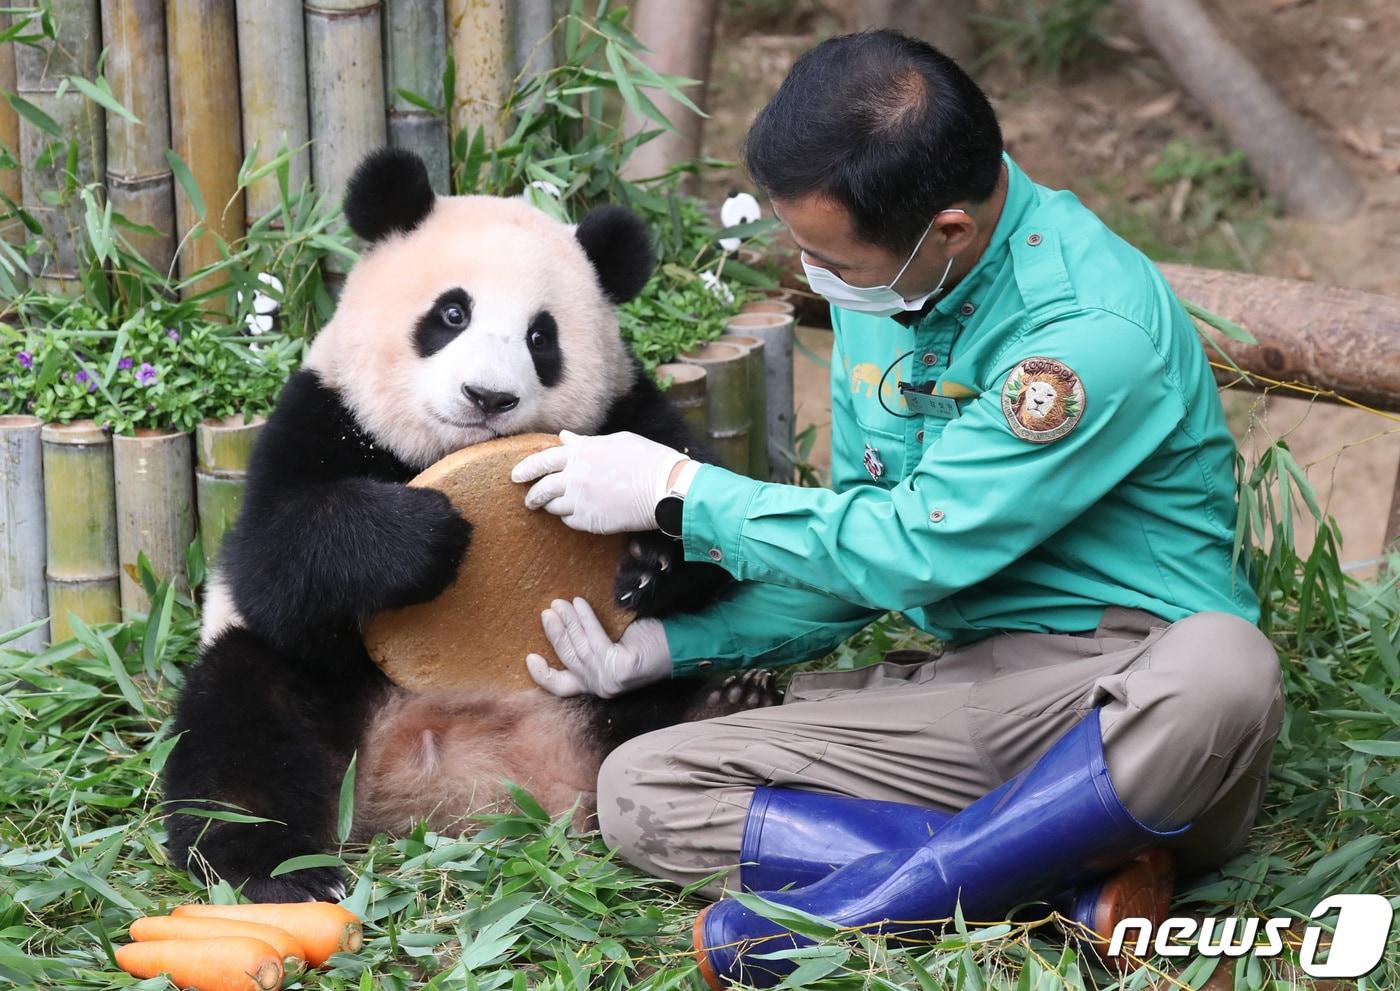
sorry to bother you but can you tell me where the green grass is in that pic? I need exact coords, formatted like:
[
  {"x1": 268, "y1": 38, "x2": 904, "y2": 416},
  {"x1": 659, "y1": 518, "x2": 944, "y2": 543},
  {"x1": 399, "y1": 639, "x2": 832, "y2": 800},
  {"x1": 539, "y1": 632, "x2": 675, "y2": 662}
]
[{"x1": 2, "y1": 455, "x2": 1398, "y2": 990}]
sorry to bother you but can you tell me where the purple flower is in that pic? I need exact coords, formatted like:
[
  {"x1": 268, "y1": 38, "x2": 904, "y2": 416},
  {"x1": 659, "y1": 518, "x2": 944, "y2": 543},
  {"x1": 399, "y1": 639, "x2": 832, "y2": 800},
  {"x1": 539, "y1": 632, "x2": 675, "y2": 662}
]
[
  {"x1": 136, "y1": 362, "x2": 158, "y2": 386},
  {"x1": 17, "y1": 350, "x2": 33, "y2": 369},
  {"x1": 74, "y1": 369, "x2": 97, "y2": 393},
  {"x1": 118, "y1": 356, "x2": 134, "y2": 370},
  {"x1": 165, "y1": 328, "x2": 181, "y2": 343}
]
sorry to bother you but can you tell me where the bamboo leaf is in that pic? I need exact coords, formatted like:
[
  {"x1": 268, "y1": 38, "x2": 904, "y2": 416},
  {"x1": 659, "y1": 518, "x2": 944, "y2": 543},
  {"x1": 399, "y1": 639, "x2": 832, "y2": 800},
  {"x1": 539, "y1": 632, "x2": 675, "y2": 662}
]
[
  {"x1": 165, "y1": 148, "x2": 206, "y2": 219},
  {"x1": 5, "y1": 92, "x2": 60, "y2": 136},
  {"x1": 66, "y1": 75, "x2": 139, "y2": 124}
]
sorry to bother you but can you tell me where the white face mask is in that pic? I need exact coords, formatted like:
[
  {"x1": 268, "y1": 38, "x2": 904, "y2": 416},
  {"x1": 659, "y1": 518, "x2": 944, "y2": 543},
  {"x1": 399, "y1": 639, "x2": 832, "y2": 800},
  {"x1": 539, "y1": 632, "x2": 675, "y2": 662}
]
[{"x1": 801, "y1": 209, "x2": 969, "y2": 318}]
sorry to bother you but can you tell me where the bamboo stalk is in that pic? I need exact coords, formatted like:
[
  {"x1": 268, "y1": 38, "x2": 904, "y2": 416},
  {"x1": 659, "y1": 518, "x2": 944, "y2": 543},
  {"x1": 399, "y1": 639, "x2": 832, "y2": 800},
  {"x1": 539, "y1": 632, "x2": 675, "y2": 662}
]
[
  {"x1": 0, "y1": 12, "x2": 23, "y2": 257},
  {"x1": 513, "y1": 0, "x2": 557, "y2": 79},
  {"x1": 41, "y1": 420, "x2": 120, "y2": 640},
  {"x1": 655, "y1": 363, "x2": 708, "y2": 449},
  {"x1": 236, "y1": 0, "x2": 311, "y2": 224},
  {"x1": 677, "y1": 341, "x2": 750, "y2": 475},
  {"x1": 15, "y1": 0, "x2": 104, "y2": 296},
  {"x1": 195, "y1": 414, "x2": 265, "y2": 567},
  {"x1": 384, "y1": 0, "x2": 449, "y2": 193},
  {"x1": 446, "y1": 0, "x2": 511, "y2": 150},
  {"x1": 1, "y1": 416, "x2": 48, "y2": 651},
  {"x1": 718, "y1": 332, "x2": 770, "y2": 480},
  {"x1": 166, "y1": 0, "x2": 244, "y2": 293},
  {"x1": 113, "y1": 428, "x2": 195, "y2": 612},
  {"x1": 726, "y1": 311, "x2": 796, "y2": 482},
  {"x1": 102, "y1": 0, "x2": 176, "y2": 276},
  {"x1": 306, "y1": 0, "x2": 387, "y2": 274}
]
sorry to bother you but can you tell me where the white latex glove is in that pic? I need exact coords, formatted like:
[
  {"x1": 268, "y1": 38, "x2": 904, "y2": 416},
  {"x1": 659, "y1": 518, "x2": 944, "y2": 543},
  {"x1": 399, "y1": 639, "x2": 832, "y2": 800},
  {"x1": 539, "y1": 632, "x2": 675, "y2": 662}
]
[
  {"x1": 525, "y1": 597, "x2": 672, "y2": 698},
  {"x1": 511, "y1": 430, "x2": 692, "y2": 535}
]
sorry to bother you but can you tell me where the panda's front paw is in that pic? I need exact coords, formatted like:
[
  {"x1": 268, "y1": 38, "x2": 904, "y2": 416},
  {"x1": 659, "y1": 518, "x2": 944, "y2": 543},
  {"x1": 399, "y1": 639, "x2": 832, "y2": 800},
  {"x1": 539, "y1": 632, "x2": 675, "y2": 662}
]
[
  {"x1": 386, "y1": 487, "x2": 474, "y2": 607},
  {"x1": 682, "y1": 669, "x2": 783, "y2": 721},
  {"x1": 614, "y1": 534, "x2": 683, "y2": 616},
  {"x1": 239, "y1": 865, "x2": 348, "y2": 904}
]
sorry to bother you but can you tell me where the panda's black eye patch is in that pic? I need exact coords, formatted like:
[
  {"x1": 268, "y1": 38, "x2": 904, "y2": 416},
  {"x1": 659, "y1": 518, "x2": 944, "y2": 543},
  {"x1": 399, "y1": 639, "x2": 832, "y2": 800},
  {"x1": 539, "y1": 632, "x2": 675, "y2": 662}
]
[
  {"x1": 413, "y1": 288, "x2": 473, "y2": 357},
  {"x1": 527, "y1": 310, "x2": 563, "y2": 387}
]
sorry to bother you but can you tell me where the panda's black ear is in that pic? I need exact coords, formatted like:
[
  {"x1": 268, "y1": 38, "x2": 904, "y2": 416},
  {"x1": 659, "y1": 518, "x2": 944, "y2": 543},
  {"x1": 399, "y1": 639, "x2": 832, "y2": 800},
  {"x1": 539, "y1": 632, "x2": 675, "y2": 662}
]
[
  {"x1": 575, "y1": 205, "x2": 656, "y2": 305},
  {"x1": 343, "y1": 148, "x2": 435, "y2": 242}
]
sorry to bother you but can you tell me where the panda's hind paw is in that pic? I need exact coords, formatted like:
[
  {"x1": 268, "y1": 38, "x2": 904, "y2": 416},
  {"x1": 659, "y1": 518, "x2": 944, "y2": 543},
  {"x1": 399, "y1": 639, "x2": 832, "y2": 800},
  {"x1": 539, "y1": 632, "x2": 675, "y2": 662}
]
[
  {"x1": 683, "y1": 668, "x2": 782, "y2": 721},
  {"x1": 237, "y1": 864, "x2": 348, "y2": 904}
]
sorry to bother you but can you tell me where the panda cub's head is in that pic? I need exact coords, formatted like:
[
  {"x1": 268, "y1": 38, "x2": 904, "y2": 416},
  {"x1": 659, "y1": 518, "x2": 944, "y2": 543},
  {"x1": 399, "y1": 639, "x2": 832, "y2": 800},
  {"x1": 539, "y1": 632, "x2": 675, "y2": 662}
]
[{"x1": 302, "y1": 148, "x2": 655, "y2": 469}]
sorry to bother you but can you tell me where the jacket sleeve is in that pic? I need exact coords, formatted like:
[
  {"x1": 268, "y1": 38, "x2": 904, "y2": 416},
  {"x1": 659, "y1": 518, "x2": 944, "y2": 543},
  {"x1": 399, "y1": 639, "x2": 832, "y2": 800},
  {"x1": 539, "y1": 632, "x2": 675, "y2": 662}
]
[
  {"x1": 677, "y1": 310, "x2": 1187, "y2": 612},
  {"x1": 661, "y1": 320, "x2": 882, "y2": 674}
]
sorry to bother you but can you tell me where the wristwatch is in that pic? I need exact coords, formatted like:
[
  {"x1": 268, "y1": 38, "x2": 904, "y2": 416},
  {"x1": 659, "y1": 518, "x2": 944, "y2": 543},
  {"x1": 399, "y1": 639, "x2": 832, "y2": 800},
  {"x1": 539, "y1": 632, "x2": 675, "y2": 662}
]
[{"x1": 655, "y1": 459, "x2": 700, "y2": 539}]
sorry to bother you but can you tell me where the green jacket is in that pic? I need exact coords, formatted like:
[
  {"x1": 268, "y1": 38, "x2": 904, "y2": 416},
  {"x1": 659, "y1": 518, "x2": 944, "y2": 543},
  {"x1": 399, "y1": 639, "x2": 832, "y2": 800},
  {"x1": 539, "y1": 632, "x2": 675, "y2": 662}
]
[{"x1": 663, "y1": 154, "x2": 1257, "y2": 676}]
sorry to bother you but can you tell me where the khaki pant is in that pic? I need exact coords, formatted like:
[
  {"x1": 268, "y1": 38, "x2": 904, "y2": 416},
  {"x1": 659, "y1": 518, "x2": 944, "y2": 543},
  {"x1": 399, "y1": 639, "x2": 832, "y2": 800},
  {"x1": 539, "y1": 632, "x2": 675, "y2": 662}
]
[{"x1": 598, "y1": 608, "x2": 1285, "y2": 897}]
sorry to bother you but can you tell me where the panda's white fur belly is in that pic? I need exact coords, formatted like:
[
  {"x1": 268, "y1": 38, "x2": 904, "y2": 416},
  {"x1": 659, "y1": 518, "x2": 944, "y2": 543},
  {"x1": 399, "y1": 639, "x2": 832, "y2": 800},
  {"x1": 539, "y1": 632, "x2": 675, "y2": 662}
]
[{"x1": 350, "y1": 687, "x2": 603, "y2": 841}]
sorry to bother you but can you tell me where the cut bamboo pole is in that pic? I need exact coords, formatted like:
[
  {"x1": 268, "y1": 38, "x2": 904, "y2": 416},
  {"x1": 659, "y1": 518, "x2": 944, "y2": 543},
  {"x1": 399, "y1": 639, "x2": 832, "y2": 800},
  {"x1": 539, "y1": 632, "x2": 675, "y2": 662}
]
[
  {"x1": 0, "y1": 12, "x2": 23, "y2": 260},
  {"x1": 41, "y1": 420, "x2": 120, "y2": 640},
  {"x1": 195, "y1": 414, "x2": 265, "y2": 567},
  {"x1": 236, "y1": 0, "x2": 311, "y2": 224},
  {"x1": 513, "y1": 0, "x2": 557, "y2": 79},
  {"x1": 384, "y1": 0, "x2": 450, "y2": 192},
  {"x1": 677, "y1": 341, "x2": 750, "y2": 475},
  {"x1": 15, "y1": 0, "x2": 104, "y2": 297},
  {"x1": 656, "y1": 363, "x2": 708, "y2": 446},
  {"x1": 718, "y1": 332, "x2": 769, "y2": 480},
  {"x1": 446, "y1": 0, "x2": 511, "y2": 151},
  {"x1": 114, "y1": 428, "x2": 195, "y2": 612},
  {"x1": 726, "y1": 311, "x2": 796, "y2": 482},
  {"x1": 740, "y1": 299, "x2": 795, "y2": 318},
  {"x1": 102, "y1": 0, "x2": 176, "y2": 276},
  {"x1": 1, "y1": 416, "x2": 48, "y2": 651},
  {"x1": 166, "y1": 1, "x2": 245, "y2": 292},
  {"x1": 306, "y1": 0, "x2": 387, "y2": 275}
]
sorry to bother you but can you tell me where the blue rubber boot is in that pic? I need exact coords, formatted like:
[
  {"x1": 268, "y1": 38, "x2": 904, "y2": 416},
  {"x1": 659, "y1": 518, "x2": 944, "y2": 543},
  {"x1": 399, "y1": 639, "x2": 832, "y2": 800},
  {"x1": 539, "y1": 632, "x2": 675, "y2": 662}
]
[
  {"x1": 738, "y1": 786, "x2": 1175, "y2": 959},
  {"x1": 739, "y1": 787, "x2": 952, "y2": 892},
  {"x1": 694, "y1": 708, "x2": 1188, "y2": 989}
]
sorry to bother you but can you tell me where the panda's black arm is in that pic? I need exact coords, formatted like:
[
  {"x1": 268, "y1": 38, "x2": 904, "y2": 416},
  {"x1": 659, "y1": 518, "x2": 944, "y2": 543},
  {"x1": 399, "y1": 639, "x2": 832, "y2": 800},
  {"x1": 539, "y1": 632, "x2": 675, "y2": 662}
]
[
  {"x1": 219, "y1": 478, "x2": 472, "y2": 657},
  {"x1": 216, "y1": 369, "x2": 472, "y2": 657}
]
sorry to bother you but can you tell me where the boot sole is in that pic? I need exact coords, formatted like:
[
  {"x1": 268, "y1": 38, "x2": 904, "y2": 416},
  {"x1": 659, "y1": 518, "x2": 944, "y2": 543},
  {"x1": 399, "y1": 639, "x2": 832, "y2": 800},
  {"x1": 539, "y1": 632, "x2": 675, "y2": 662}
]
[{"x1": 1084, "y1": 848, "x2": 1175, "y2": 967}]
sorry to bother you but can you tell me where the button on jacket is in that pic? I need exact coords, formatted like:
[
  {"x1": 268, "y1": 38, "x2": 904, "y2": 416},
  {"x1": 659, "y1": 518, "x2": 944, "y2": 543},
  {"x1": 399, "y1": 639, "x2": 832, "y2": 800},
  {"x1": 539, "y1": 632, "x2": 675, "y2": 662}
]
[{"x1": 662, "y1": 155, "x2": 1257, "y2": 676}]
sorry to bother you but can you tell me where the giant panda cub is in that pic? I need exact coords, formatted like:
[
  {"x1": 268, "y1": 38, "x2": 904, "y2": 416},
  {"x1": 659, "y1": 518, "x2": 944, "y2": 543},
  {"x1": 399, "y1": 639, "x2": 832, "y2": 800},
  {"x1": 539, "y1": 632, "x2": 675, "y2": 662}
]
[{"x1": 163, "y1": 148, "x2": 777, "y2": 902}]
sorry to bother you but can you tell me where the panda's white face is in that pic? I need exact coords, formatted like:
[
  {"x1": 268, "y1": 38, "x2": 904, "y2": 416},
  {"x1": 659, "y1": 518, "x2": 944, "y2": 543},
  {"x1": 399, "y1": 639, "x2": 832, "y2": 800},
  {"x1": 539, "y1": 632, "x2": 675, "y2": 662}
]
[{"x1": 305, "y1": 195, "x2": 638, "y2": 469}]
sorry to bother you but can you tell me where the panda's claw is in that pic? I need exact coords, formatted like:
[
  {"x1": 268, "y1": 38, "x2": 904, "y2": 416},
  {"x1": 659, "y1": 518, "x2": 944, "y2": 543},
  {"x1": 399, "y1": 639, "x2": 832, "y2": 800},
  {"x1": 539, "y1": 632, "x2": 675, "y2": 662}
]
[{"x1": 683, "y1": 668, "x2": 783, "y2": 720}]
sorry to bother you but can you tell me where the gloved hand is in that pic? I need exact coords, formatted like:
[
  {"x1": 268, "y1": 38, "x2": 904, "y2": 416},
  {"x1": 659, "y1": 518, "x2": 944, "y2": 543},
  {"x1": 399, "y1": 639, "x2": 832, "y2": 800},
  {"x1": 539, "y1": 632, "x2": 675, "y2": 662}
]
[
  {"x1": 511, "y1": 430, "x2": 692, "y2": 535},
  {"x1": 525, "y1": 597, "x2": 672, "y2": 698}
]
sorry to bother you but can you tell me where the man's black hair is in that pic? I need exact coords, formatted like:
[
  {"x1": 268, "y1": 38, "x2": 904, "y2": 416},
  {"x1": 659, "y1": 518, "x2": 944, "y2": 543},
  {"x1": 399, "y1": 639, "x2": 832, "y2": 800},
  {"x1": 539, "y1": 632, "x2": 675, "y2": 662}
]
[{"x1": 743, "y1": 30, "x2": 1004, "y2": 256}]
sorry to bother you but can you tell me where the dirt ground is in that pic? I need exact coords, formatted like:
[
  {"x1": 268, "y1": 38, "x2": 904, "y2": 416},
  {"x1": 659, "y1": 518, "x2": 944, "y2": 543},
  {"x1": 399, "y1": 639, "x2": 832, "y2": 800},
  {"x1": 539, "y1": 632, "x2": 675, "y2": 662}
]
[{"x1": 702, "y1": 0, "x2": 1400, "y2": 571}]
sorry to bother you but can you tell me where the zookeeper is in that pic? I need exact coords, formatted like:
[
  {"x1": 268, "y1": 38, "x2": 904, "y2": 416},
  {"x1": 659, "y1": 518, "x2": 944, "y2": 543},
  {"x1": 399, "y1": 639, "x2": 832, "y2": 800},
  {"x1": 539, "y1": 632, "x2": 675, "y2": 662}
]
[{"x1": 512, "y1": 28, "x2": 1285, "y2": 990}]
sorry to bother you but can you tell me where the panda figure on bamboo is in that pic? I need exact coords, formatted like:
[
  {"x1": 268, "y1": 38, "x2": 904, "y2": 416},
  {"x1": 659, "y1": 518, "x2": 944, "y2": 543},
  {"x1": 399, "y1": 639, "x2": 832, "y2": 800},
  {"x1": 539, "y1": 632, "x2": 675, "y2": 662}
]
[{"x1": 162, "y1": 148, "x2": 775, "y2": 901}]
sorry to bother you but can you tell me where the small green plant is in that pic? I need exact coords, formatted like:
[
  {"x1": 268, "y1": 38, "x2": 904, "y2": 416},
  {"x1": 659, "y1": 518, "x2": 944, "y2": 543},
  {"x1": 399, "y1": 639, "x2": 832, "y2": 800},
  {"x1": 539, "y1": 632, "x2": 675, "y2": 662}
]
[{"x1": 975, "y1": 0, "x2": 1112, "y2": 79}]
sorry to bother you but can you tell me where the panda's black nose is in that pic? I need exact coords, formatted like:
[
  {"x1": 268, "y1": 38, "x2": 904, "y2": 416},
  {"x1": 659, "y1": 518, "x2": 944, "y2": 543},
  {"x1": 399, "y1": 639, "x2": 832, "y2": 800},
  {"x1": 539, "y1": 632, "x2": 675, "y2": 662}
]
[{"x1": 462, "y1": 384, "x2": 519, "y2": 415}]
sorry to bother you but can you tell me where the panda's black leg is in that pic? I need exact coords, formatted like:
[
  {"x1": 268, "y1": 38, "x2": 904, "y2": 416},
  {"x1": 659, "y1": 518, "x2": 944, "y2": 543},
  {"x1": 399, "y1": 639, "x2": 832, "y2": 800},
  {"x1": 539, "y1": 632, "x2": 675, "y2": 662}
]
[
  {"x1": 613, "y1": 532, "x2": 733, "y2": 619},
  {"x1": 587, "y1": 670, "x2": 782, "y2": 752},
  {"x1": 162, "y1": 628, "x2": 389, "y2": 901}
]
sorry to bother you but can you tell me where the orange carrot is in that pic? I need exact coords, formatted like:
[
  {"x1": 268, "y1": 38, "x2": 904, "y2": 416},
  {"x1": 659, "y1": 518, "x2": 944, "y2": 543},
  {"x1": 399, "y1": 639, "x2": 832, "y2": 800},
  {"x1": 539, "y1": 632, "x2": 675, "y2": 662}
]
[
  {"x1": 171, "y1": 901, "x2": 363, "y2": 966},
  {"x1": 129, "y1": 915, "x2": 306, "y2": 973},
  {"x1": 115, "y1": 936, "x2": 283, "y2": 991}
]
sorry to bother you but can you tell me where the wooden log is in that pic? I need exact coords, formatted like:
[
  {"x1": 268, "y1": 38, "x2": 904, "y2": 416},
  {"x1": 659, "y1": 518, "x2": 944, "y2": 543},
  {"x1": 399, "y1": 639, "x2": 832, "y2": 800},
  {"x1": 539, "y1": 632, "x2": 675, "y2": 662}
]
[
  {"x1": 1160, "y1": 264, "x2": 1400, "y2": 415},
  {"x1": 1120, "y1": 0, "x2": 1360, "y2": 220},
  {"x1": 446, "y1": 0, "x2": 511, "y2": 150},
  {"x1": 195, "y1": 414, "x2": 265, "y2": 568},
  {"x1": 656, "y1": 362, "x2": 708, "y2": 444},
  {"x1": 166, "y1": 0, "x2": 244, "y2": 291},
  {"x1": 15, "y1": 0, "x2": 104, "y2": 296},
  {"x1": 114, "y1": 428, "x2": 195, "y2": 611},
  {"x1": 41, "y1": 420, "x2": 120, "y2": 640},
  {"x1": 306, "y1": 0, "x2": 387, "y2": 271},
  {"x1": 844, "y1": 0, "x2": 976, "y2": 66},
  {"x1": 102, "y1": 0, "x2": 176, "y2": 276},
  {"x1": 236, "y1": 0, "x2": 311, "y2": 223},
  {"x1": 726, "y1": 311, "x2": 796, "y2": 482},
  {"x1": 677, "y1": 341, "x2": 750, "y2": 475},
  {"x1": 719, "y1": 332, "x2": 770, "y2": 480},
  {"x1": 620, "y1": 0, "x2": 717, "y2": 186},
  {"x1": 384, "y1": 0, "x2": 450, "y2": 193},
  {"x1": 1, "y1": 416, "x2": 48, "y2": 651}
]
